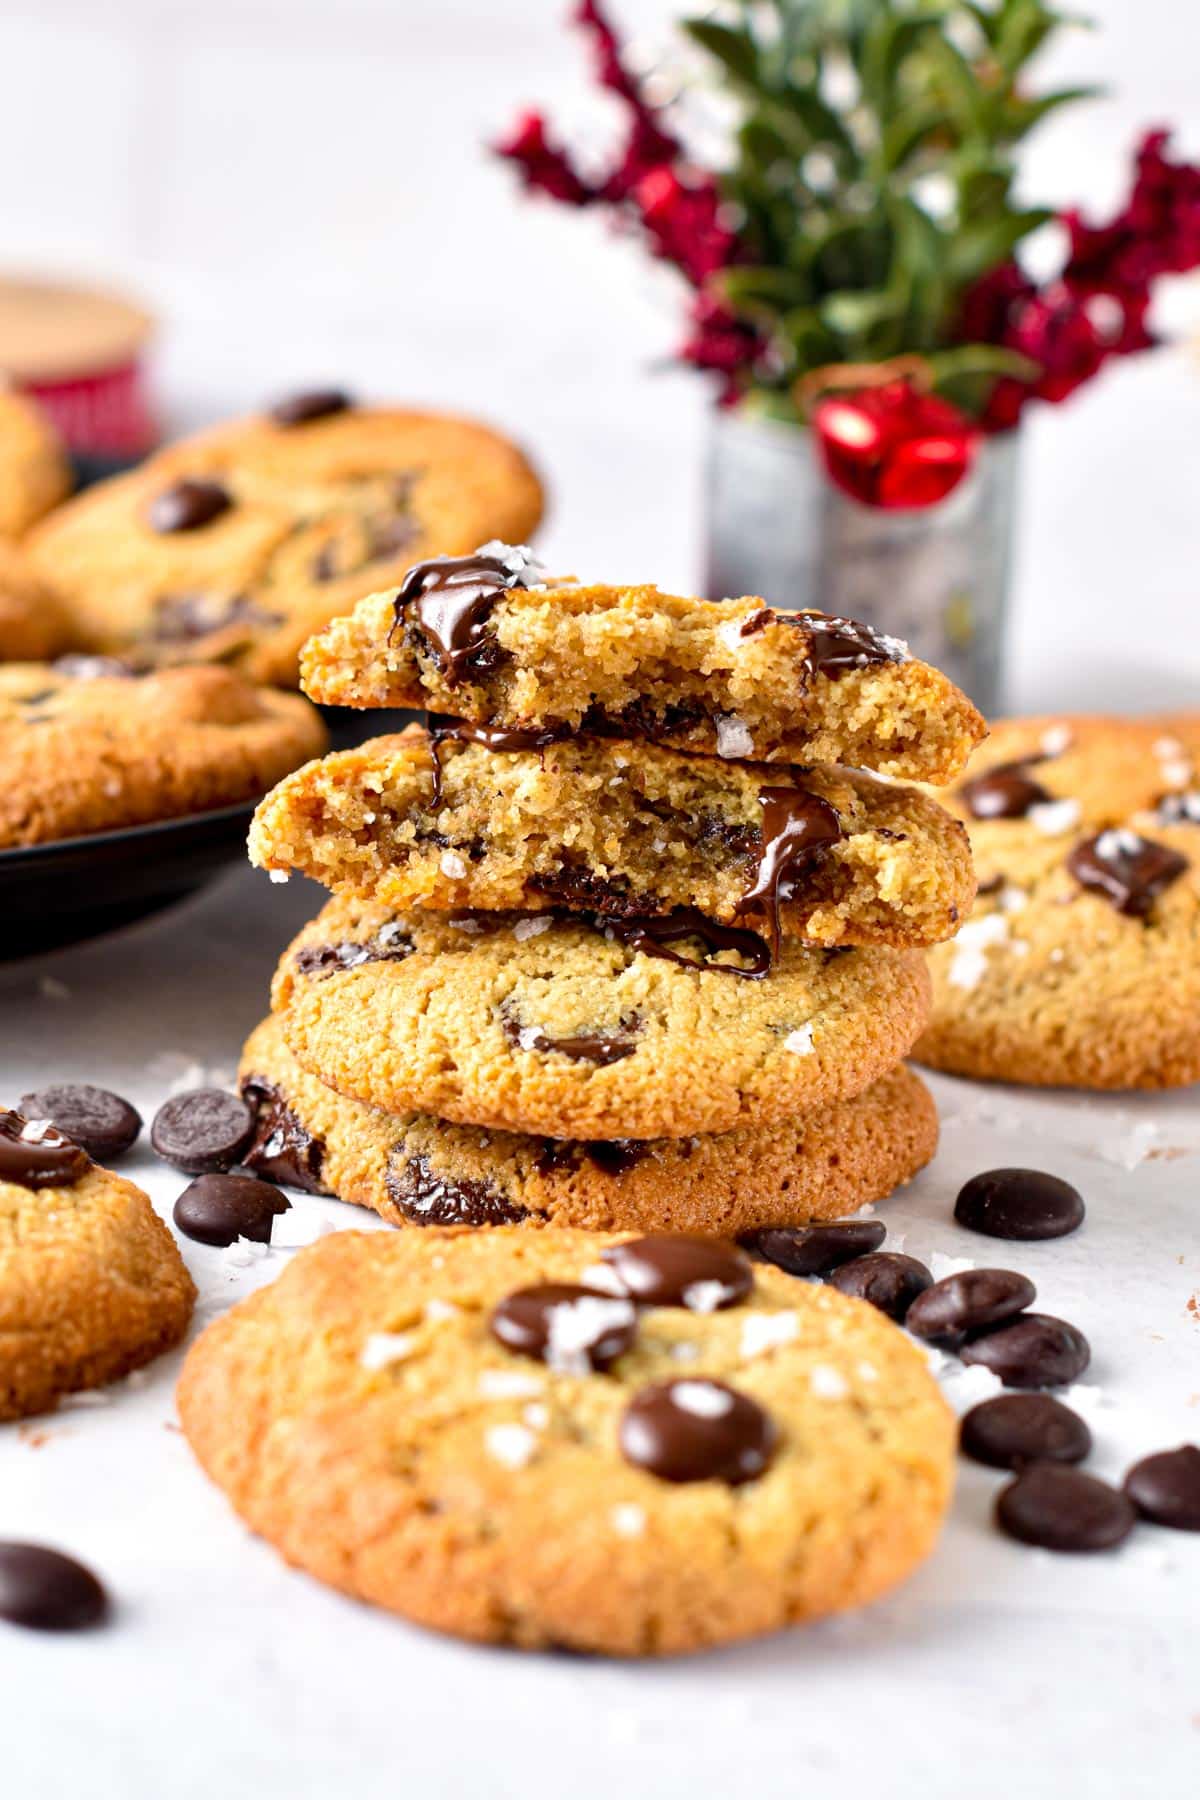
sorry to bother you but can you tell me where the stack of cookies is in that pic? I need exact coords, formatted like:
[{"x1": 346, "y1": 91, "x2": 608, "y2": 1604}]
[{"x1": 242, "y1": 545, "x2": 984, "y2": 1240}]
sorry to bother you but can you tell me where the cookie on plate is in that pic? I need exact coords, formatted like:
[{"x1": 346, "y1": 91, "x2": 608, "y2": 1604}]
[
  {"x1": 177, "y1": 1225, "x2": 955, "y2": 1655},
  {"x1": 0, "y1": 1111, "x2": 195, "y2": 1419},
  {"x1": 0, "y1": 659, "x2": 327, "y2": 847},
  {"x1": 916, "y1": 714, "x2": 1200, "y2": 1088},
  {"x1": 0, "y1": 389, "x2": 71, "y2": 538},
  {"x1": 26, "y1": 402, "x2": 543, "y2": 688},
  {"x1": 249, "y1": 725, "x2": 975, "y2": 951},
  {"x1": 273, "y1": 896, "x2": 931, "y2": 1138},
  {"x1": 0, "y1": 541, "x2": 70, "y2": 662},
  {"x1": 298, "y1": 549, "x2": 985, "y2": 781},
  {"x1": 239, "y1": 1013, "x2": 938, "y2": 1233}
]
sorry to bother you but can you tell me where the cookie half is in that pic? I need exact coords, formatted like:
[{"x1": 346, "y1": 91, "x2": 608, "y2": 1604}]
[
  {"x1": 177, "y1": 1226, "x2": 955, "y2": 1655},
  {"x1": 300, "y1": 560, "x2": 984, "y2": 782},
  {"x1": 273, "y1": 897, "x2": 931, "y2": 1138},
  {"x1": 250, "y1": 726, "x2": 975, "y2": 952},
  {"x1": 239, "y1": 1014, "x2": 937, "y2": 1233}
]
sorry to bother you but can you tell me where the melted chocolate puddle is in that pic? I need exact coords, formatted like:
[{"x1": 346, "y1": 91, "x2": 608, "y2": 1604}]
[
  {"x1": 390, "y1": 547, "x2": 537, "y2": 687},
  {"x1": 736, "y1": 786, "x2": 843, "y2": 954}
]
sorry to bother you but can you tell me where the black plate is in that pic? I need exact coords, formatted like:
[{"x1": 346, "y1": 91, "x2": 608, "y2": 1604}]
[{"x1": 0, "y1": 802, "x2": 257, "y2": 958}]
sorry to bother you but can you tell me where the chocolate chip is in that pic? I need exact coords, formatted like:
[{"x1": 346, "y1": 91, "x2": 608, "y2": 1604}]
[
  {"x1": 17, "y1": 1085, "x2": 141, "y2": 1163},
  {"x1": 596, "y1": 1234, "x2": 753, "y2": 1311},
  {"x1": 737, "y1": 786, "x2": 843, "y2": 955},
  {"x1": 172, "y1": 1172, "x2": 290, "y2": 1248},
  {"x1": 618, "y1": 1379, "x2": 777, "y2": 1485},
  {"x1": 385, "y1": 1151, "x2": 530, "y2": 1226},
  {"x1": 995, "y1": 1463, "x2": 1135, "y2": 1552},
  {"x1": 0, "y1": 1543, "x2": 108, "y2": 1631},
  {"x1": 501, "y1": 1009, "x2": 639, "y2": 1066},
  {"x1": 393, "y1": 547, "x2": 536, "y2": 687},
  {"x1": 145, "y1": 478, "x2": 232, "y2": 534},
  {"x1": 599, "y1": 907, "x2": 773, "y2": 979},
  {"x1": 535, "y1": 1139, "x2": 651, "y2": 1178},
  {"x1": 490, "y1": 1283, "x2": 637, "y2": 1372},
  {"x1": 740, "y1": 1220, "x2": 886, "y2": 1277},
  {"x1": 150, "y1": 1089, "x2": 255, "y2": 1175},
  {"x1": 293, "y1": 920, "x2": 414, "y2": 978},
  {"x1": 802, "y1": 613, "x2": 907, "y2": 680},
  {"x1": 1123, "y1": 1444, "x2": 1200, "y2": 1531},
  {"x1": 238, "y1": 1078, "x2": 328, "y2": 1193},
  {"x1": 961, "y1": 1312, "x2": 1090, "y2": 1389},
  {"x1": 268, "y1": 388, "x2": 351, "y2": 427},
  {"x1": 827, "y1": 1251, "x2": 932, "y2": 1321},
  {"x1": 955, "y1": 1168, "x2": 1085, "y2": 1241},
  {"x1": 960, "y1": 761, "x2": 1051, "y2": 821},
  {"x1": 905, "y1": 1268, "x2": 1036, "y2": 1346},
  {"x1": 960, "y1": 1393, "x2": 1092, "y2": 1470},
  {"x1": 1067, "y1": 829, "x2": 1188, "y2": 917},
  {"x1": 0, "y1": 1111, "x2": 90, "y2": 1190}
]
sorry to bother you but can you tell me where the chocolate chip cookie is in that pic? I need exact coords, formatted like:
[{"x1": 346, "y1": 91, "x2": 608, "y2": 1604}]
[
  {"x1": 273, "y1": 896, "x2": 931, "y2": 1138},
  {"x1": 0, "y1": 542, "x2": 70, "y2": 662},
  {"x1": 239, "y1": 1013, "x2": 938, "y2": 1233},
  {"x1": 0, "y1": 390, "x2": 71, "y2": 539},
  {"x1": 249, "y1": 724, "x2": 975, "y2": 951},
  {"x1": 26, "y1": 404, "x2": 543, "y2": 687},
  {"x1": 299, "y1": 554, "x2": 985, "y2": 781},
  {"x1": 0, "y1": 659, "x2": 327, "y2": 846},
  {"x1": 177, "y1": 1225, "x2": 954, "y2": 1655}
]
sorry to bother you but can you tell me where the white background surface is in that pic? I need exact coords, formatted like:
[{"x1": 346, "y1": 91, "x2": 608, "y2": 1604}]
[{"x1": 1, "y1": 2, "x2": 1198, "y2": 1794}]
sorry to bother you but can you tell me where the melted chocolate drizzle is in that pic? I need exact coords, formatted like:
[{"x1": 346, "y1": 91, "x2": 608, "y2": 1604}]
[
  {"x1": 735, "y1": 785, "x2": 843, "y2": 953},
  {"x1": 390, "y1": 547, "x2": 537, "y2": 687},
  {"x1": 739, "y1": 606, "x2": 907, "y2": 682}
]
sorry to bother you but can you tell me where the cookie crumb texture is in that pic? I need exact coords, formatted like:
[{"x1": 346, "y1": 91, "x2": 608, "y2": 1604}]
[
  {"x1": 274, "y1": 897, "x2": 932, "y2": 1138},
  {"x1": 250, "y1": 727, "x2": 974, "y2": 950},
  {"x1": 177, "y1": 1228, "x2": 955, "y2": 1656},
  {"x1": 918, "y1": 714, "x2": 1200, "y2": 1088},
  {"x1": 301, "y1": 582, "x2": 984, "y2": 782},
  {"x1": 0, "y1": 390, "x2": 72, "y2": 538},
  {"x1": 26, "y1": 409, "x2": 543, "y2": 687},
  {"x1": 0, "y1": 1165, "x2": 196, "y2": 1419},
  {"x1": 239, "y1": 1014, "x2": 938, "y2": 1234},
  {"x1": 0, "y1": 661, "x2": 327, "y2": 846}
]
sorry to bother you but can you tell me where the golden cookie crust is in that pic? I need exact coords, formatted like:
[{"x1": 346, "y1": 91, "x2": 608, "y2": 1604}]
[
  {"x1": 301, "y1": 579, "x2": 984, "y2": 782},
  {"x1": 249, "y1": 726, "x2": 975, "y2": 951},
  {"x1": 916, "y1": 713, "x2": 1200, "y2": 1088},
  {"x1": 239, "y1": 1013, "x2": 938, "y2": 1233},
  {"x1": 273, "y1": 895, "x2": 932, "y2": 1138},
  {"x1": 26, "y1": 407, "x2": 543, "y2": 687},
  {"x1": 1, "y1": 1162, "x2": 195, "y2": 1420},
  {"x1": 177, "y1": 1226, "x2": 955, "y2": 1656},
  {"x1": 0, "y1": 390, "x2": 72, "y2": 538},
  {"x1": 0, "y1": 660, "x2": 327, "y2": 847},
  {"x1": 0, "y1": 540, "x2": 70, "y2": 661}
]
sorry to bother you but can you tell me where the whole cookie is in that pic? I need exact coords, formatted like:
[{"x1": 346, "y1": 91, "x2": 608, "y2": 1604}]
[
  {"x1": 300, "y1": 560, "x2": 984, "y2": 783},
  {"x1": 27, "y1": 406, "x2": 543, "y2": 687},
  {"x1": 238, "y1": 1014, "x2": 938, "y2": 1233},
  {"x1": 0, "y1": 1113, "x2": 195, "y2": 1419},
  {"x1": 0, "y1": 659, "x2": 326, "y2": 846},
  {"x1": 0, "y1": 541, "x2": 70, "y2": 662},
  {"x1": 916, "y1": 715, "x2": 1200, "y2": 1088},
  {"x1": 0, "y1": 390, "x2": 71, "y2": 539},
  {"x1": 177, "y1": 1226, "x2": 955, "y2": 1656},
  {"x1": 273, "y1": 896, "x2": 932, "y2": 1138}
]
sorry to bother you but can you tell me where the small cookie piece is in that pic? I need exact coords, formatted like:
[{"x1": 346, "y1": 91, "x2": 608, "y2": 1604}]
[
  {"x1": 916, "y1": 714, "x2": 1200, "y2": 1089},
  {"x1": 273, "y1": 896, "x2": 932, "y2": 1138},
  {"x1": 0, "y1": 659, "x2": 326, "y2": 847},
  {"x1": 249, "y1": 726, "x2": 975, "y2": 951},
  {"x1": 0, "y1": 390, "x2": 71, "y2": 539},
  {"x1": 300, "y1": 560, "x2": 985, "y2": 782},
  {"x1": 237, "y1": 1014, "x2": 938, "y2": 1234},
  {"x1": 177, "y1": 1226, "x2": 955, "y2": 1655},
  {"x1": 0, "y1": 542, "x2": 70, "y2": 662},
  {"x1": 0, "y1": 1112, "x2": 195, "y2": 1419},
  {"x1": 27, "y1": 408, "x2": 543, "y2": 688}
]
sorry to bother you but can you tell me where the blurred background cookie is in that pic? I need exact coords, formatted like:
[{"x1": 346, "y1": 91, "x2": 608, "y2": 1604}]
[{"x1": 0, "y1": 387, "x2": 72, "y2": 538}]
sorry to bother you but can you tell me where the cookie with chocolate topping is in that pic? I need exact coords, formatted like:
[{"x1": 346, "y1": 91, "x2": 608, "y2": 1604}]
[
  {"x1": 177, "y1": 1224, "x2": 954, "y2": 1655},
  {"x1": 299, "y1": 569, "x2": 984, "y2": 781},
  {"x1": 272, "y1": 894, "x2": 931, "y2": 1138},
  {"x1": 249, "y1": 723, "x2": 975, "y2": 951}
]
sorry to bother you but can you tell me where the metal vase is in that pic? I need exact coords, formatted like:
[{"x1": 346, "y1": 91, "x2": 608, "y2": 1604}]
[{"x1": 703, "y1": 407, "x2": 1019, "y2": 713}]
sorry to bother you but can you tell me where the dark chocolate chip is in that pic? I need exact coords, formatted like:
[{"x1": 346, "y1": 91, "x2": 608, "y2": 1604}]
[
  {"x1": 535, "y1": 1138, "x2": 651, "y2": 1178},
  {"x1": 17, "y1": 1084, "x2": 141, "y2": 1163},
  {"x1": 905, "y1": 1268, "x2": 1036, "y2": 1345},
  {"x1": 490, "y1": 1283, "x2": 637, "y2": 1371},
  {"x1": 739, "y1": 1220, "x2": 886, "y2": 1277},
  {"x1": 172, "y1": 1172, "x2": 290, "y2": 1248},
  {"x1": 238, "y1": 1078, "x2": 329, "y2": 1193},
  {"x1": 0, "y1": 1543, "x2": 108, "y2": 1631},
  {"x1": 501, "y1": 1008, "x2": 639, "y2": 1066},
  {"x1": 995, "y1": 1463, "x2": 1135, "y2": 1552},
  {"x1": 385, "y1": 1151, "x2": 530, "y2": 1226},
  {"x1": 618, "y1": 1379, "x2": 777, "y2": 1485},
  {"x1": 960, "y1": 761, "x2": 1052, "y2": 821},
  {"x1": 827, "y1": 1251, "x2": 933, "y2": 1321},
  {"x1": 268, "y1": 388, "x2": 351, "y2": 427},
  {"x1": 146, "y1": 478, "x2": 232, "y2": 534},
  {"x1": 599, "y1": 907, "x2": 773, "y2": 979},
  {"x1": 150, "y1": 1088, "x2": 255, "y2": 1175},
  {"x1": 802, "y1": 613, "x2": 907, "y2": 680},
  {"x1": 1156, "y1": 790, "x2": 1200, "y2": 825},
  {"x1": 392, "y1": 547, "x2": 535, "y2": 686},
  {"x1": 1067, "y1": 829, "x2": 1188, "y2": 917},
  {"x1": 960, "y1": 1312, "x2": 1090, "y2": 1389},
  {"x1": 955, "y1": 1168, "x2": 1085, "y2": 1241},
  {"x1": 596, "y1": 1234, "x2": 753, "y2": 1311},
  {"x1": 0, "y1": 1111, "x2": 90, "y2": 1190},
  {"x1": 293, "y1": 919, "x2": 414, "y2": 978},
  {"x1": 961, "y1": 1393, "x2": 1092, "y2": 1470},
  {"x1": 1123, "y1": 1444, "x2": 1200, "y2": 1531}
]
